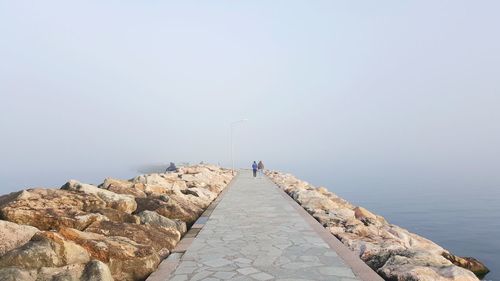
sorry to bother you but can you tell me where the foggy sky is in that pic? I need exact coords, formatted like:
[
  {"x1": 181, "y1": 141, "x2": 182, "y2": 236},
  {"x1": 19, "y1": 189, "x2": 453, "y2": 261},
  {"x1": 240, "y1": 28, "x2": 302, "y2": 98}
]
[{"x1": 1, "y1": 1, "x2": 499, "y2": 193}]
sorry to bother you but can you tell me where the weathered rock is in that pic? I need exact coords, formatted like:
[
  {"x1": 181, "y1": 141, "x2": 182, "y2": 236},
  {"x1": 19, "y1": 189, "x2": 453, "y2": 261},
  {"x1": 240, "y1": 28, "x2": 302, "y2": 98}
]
[
  {"x1": 289, "y1": 189, "x2": 338, "y2": 213},
  {"x1": 443, "y1": 252, "x2": 490, "y2": 278},
  {"x1": 85, "y1": 220, "x2": 181, "y2": 256},
  {"x1": 377, "y1": 250, "x2": 480, "y2": 281},
  {"x1": 59, "y1": 227, "x2": 160, "y2": 281},
  {"x1": 0, "y1": 267, "x2": 36, "y2": 281},
  {"x1": 137, "y1": 210, "x2": 187, "y2": 235},
  {"x1": 100, "y1": 178, "x2": 147, "y2": 198},
  {"x1": 135, "y1": 196, "x2": 203, "y2": 225},
  {"x1": 62, "y1": 180, "x2": 137, "y2": 213},
  {"x1": 0, "y1": 189, "x2": 107, "y2": 230},
  {"x1": 0, "y1": 220, "x2": 40, "y2": 256},
  {"x1": 80, "y1": 260, "x2": 114, "y2": 281},
  {"x1": 0, "y1": 231, "x2": 90, "y2": 269},
  {"x1": 89, "y1": 207, "x2": 140, "y2": 224},
  {"x1": 132, "y1": 173, "x2": 175, "y2": 187},
  {"x1": 354, "y1": 206, "x2": 377, "y2": 221},
  {"x1": 0, "y1": 260, "x2": 113, "y2": 281}
]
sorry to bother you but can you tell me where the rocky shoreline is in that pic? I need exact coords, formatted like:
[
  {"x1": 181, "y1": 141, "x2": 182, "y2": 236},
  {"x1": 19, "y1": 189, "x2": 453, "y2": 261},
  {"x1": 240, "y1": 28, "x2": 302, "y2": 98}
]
[
  {"x1": 266, "y1": 170, "x2": 490, "y2": 281},
  {"x1": 0, "y1": 165, "x2": 233, "y2": 281}
]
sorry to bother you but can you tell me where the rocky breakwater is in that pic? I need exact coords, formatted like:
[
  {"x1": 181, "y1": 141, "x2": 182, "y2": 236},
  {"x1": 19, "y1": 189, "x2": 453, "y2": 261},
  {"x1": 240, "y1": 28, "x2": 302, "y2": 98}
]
[
  {"x1": 266, "y1": 171, "x2": 490, "y2": 281},
  {"x1": 0, "y1": 165, "x2": 233, "y2": 281}
]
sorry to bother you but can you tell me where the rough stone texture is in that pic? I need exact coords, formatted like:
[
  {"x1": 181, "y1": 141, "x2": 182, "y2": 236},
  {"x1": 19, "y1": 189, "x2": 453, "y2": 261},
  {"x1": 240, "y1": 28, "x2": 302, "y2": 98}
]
[
  {"x1": 137, "y1": 210, "x2": 187, "y2": 235},
  {"x1": 135, "y1": 196, "x2": 203, "y2": 225},
  {"x1": 0, "y1": 260, "x2": 113, "y2": 281},
  {"x1": 89, "y1": 207, "x2": 140, "y2": 224},
  {"x1": 168, "y1": 171, "x2": 361, "y2": 281},
  {"x1": 100, "y1": 178, "x2": 148, "y2": 198},
  {"x1": 62, "y1": 180, "x2": 137, "y2": 213},
  {"x1": 59, "y1": 227, "x2": 160, "y2": 281},
  {"x1": 266, "y1": 171, "x2": 489, "y2": 281},
  {"x1": 0, "y1": 231, "x2": 90, "y2": 269},
  {"x1": 378, "y1": 250, "x2": 479, "y2": 281},
  {"x1": 85, "y1": 220, "x2": 181, "y2": 257},
  {"x1": 442, "y1": 252, "x2": 490, "y2": 278},
  {"x1": 0, "y1": 220, "x2": 40, "y2": 256},
  {"x1": 0, "y1": 189, "x2": 107, "y2": 231}
]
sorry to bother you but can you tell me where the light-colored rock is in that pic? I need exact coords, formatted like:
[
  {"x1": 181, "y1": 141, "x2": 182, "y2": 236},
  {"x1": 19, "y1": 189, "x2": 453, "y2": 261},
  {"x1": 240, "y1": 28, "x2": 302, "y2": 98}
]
[
  {"x1": 0, "y1": 189, "x2": 107, "y2": 230},
  {"x1": 0, "y1": 231, "x2": 90, "y2": 269},
  {"x1": 59, "y1": 227, "x2": 160, "y2": 281},
  {"x1": 0, "y1": 267, "x2": 36, "y2": 281},
  {"x1": 135, "y1": 196, "x2": 203, "y2": 225},
  {"x1": 100, "y1": 178, "x2": 147, "y2": 198},
  {"x1": 62, "y1": 180, "x2": 137, "y2": 213},
  {"x1": 138, "y1": 210, "x2": 187, "y2": 235},
  {"x1": 0, "y1": 220, "x2": 39, "y2": 256},
  {"x1": 378, "y1": 250, "x2": 480, "y2": 281},
  {"x1": 0, "y1": 260, "x2": 113, "y2": 281},
  {"x1": 85, "y1": 220, "x2": 181, "y2": 257},
  {"x1": 354, "y1": 206, "x2": 377, "y2": 221},
  {"x1": 89, "y1": 207, "x2": 140, "y2": 224}
]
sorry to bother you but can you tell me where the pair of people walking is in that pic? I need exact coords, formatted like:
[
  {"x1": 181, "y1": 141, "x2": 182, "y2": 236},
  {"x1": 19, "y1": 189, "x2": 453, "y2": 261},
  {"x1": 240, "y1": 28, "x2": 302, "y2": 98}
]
[{"x1": 252, "y1": 160, "x2": 265, "y2": 178}]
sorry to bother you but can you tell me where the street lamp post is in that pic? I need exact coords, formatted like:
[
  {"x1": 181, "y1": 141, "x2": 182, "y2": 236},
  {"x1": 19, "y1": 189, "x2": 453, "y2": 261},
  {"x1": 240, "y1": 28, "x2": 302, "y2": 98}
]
[{"x1": 230, "y1": 118, "x2": 248, "y2": 175}]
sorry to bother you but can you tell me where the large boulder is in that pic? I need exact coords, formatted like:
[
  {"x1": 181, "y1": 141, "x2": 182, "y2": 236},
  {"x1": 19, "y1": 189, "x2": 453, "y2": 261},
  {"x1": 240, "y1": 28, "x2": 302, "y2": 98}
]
[
  {"x1": 0, "y1": 231, "x2": 90, "y2": 269},
  {"x1": 377, "y1": 250, "x2": 480, "y2": 281},
  {"x1": 289, "y1": 189, "x2": 338, "y2": 213},
  {"x1": 88, "y1": 207, "x2": 140, "y2": 224},
  {"x1": 354, "y1": 206, "x2": 377, "y2": 221},
  {"x1": 59, "y1": 227, "x2": 160, "y2": 281},
  {"x1": 137, "y1": 210, "x2": 187, "y2": 235},
  {"x1": 0, "y1": 260, "x2": 113, "y2": 281},
  {"x1": 135, "y1": 196, "x2": 203, "y2": 225},
  {"x1": 443, "y1": 252, "x2": 490, "y2": 278},
  {"x1": 0, "y1": 220, "x2": 40, "y2": 256},
  {"x1": 84, "y1": 220, "x2": 181, "y2": 258},
  {"x1": 62, "y1": 180, "x2": 137, "y2": 213},
  {"x1": 100, "y1": 178, "x2": 147, "y2": 198},
  {"x1": 0, "y1": 189, "x2": 107, "y2": 230}
]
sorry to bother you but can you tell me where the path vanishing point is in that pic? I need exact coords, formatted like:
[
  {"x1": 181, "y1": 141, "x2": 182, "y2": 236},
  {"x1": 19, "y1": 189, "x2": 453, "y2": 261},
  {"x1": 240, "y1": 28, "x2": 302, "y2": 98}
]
[{"x1": 147, "y1": 170, "x2": 384, "y2": 281}]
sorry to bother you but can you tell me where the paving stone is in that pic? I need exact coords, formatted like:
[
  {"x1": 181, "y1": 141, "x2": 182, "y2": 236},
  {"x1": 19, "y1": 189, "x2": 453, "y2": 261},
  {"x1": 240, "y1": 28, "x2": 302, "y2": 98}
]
[
  {"x1": 237, "y1": 267, "x2": 260, "y2": 275},
  {"x1": 251, "y1": 272, "x2": 274, "y2": 280}
]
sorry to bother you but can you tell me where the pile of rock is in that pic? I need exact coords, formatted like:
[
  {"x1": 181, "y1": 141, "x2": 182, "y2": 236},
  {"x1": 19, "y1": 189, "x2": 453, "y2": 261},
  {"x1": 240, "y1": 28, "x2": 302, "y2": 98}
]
[
  {"x1": 266, "y1": 171, "x2": 489, "y2": 281},
  {"x1": 0, "y1": 165, "x2": 233, "y2": 281}
]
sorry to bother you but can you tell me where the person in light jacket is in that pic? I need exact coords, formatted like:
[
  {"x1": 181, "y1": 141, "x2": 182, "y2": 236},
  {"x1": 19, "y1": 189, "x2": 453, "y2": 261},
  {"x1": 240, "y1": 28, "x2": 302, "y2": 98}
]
[{"x1": 257, "y1": 160, "x2": 265, "y2": 178}]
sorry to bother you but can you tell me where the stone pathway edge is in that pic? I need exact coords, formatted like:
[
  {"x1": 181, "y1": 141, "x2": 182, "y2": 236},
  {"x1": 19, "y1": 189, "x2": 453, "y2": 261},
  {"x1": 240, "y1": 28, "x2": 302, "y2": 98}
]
[
  {"x1": 268, "y1": 176, "x2": 385, "y2": 281},
  {"x1": 145, "y1": 172, "x2": 239, "y2": 281}
]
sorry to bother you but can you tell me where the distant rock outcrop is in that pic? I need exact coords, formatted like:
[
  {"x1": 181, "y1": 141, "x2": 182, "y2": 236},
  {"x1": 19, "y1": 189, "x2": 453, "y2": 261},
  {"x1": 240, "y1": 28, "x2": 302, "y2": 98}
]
[
  {"x1": 0, "y1": 164, "x2": 233, "y2": 281},
  {"x1": 266, "y1": 171, "x2": 490, "y2": 281}
]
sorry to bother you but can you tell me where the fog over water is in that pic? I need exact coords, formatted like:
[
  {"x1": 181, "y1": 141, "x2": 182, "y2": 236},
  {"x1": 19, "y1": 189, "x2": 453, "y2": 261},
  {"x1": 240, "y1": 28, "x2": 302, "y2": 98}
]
[{"x1": 1, "y1": 1, "x2": 499, "y2": 279}]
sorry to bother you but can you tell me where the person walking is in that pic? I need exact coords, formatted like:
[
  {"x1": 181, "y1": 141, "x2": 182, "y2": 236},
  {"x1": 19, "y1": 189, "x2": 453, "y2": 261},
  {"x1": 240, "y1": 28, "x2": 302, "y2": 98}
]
[
  {"x1": 257, "y1": 160, "x2": 265, "y2": 178},
  {"x1": 252, "y1": 161, "x2": 258, "y2": 178}
]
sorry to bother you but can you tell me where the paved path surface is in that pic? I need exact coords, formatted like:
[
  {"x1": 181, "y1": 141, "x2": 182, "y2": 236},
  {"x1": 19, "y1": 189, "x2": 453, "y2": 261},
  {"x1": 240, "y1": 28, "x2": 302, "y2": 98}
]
[{"x1": 167, "y1": 171, "x2": 363, "y2": 281}]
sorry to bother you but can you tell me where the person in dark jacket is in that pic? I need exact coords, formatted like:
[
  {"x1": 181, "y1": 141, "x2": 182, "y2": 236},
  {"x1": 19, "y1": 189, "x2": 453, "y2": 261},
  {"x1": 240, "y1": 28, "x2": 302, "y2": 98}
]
[{"x1": 252, "y1": 161, "x2": 258, "y2": 178}]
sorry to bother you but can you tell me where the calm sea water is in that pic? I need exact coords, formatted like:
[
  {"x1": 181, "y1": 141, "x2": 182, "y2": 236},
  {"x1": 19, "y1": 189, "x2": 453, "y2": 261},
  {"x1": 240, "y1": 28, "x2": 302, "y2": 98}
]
[{"x1": 314, "y1": 179, "x2": 500, "y2": 281}]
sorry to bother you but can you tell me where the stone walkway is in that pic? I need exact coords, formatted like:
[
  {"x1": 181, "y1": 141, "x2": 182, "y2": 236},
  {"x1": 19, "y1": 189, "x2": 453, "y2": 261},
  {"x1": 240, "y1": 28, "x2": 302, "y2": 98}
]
[{"x1": 166, "y1": 171, "x2": 365, "y2": 281}]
